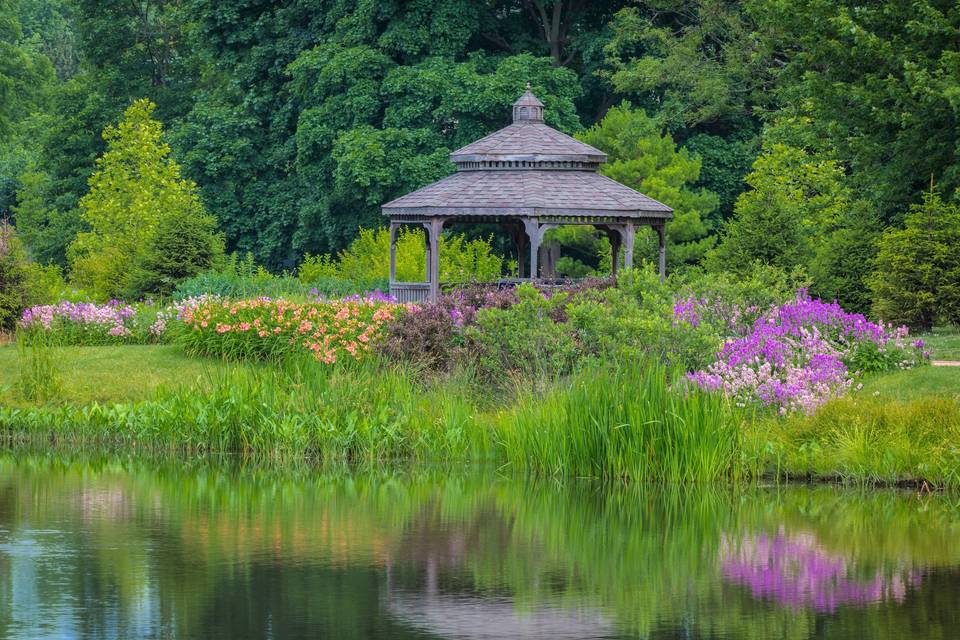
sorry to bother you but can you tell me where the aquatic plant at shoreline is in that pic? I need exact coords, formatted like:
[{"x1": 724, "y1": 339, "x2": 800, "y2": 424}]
[
  {"x1": 684, "y1": 291, "x2": 928, "y2": 413},
  {"x1": 496, "y1": 359, "x2": 744, "y2": 482},
  {"x1": 174, "y1": 296, "x2": 403, "y2": 362}
]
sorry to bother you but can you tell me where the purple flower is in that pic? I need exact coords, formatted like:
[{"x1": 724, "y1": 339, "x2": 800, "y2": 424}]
[{"x1": 685, "y1": 290, "x2": 915, "y2": 413}]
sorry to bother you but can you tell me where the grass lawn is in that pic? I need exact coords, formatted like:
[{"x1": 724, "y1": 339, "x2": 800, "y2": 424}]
[
  {"x1": 920, "y1": 326, "x2": 960, "y2": 360},
  {"x1": 858, "y1": 365, "x2": 960, "y2": 402},
  {"x1": 0, "y1": 344, "x2": 243, "y2": 408}
]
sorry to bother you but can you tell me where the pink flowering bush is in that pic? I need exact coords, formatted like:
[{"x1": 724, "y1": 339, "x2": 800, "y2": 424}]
[
  {"x1": 173, "y1": 295, "x2": 402, "y2": 363},
  {"x1": 684, "y1": 291, "x2": 928, "y2": 413},
  {"x1": 19, "y1": 300, "x2": 161, "y2": 344}
]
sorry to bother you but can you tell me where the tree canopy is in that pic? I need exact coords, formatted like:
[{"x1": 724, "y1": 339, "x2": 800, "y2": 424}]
[{"x1": 2, "y1": 0, "x2": 959, "y2": 322}]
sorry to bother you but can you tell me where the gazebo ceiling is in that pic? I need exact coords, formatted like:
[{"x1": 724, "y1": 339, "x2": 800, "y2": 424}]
[{"x1": 382, "y1": 84, "x2": 673, "y2": 221}]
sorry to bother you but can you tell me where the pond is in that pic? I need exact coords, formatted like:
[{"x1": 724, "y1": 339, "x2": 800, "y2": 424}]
[{"x1": 0, "y1": 454, "x2": 957, "y2": 639}]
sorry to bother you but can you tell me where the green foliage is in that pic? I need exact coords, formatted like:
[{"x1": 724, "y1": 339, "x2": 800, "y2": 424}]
[
  {"x1": 0, "y1": 0, "x2": 55, "y2": 141},
  {"x1": 0, "y1": 219, "x2": 33, "y2": 331},
  {"x1": 869, "y1": 191, "x2": 960, "y2": 330},
  {"x1": 69, "y1": 99, "x2": 208, "y2": 299},
  {"x1": 568, "y1": 267, "x2": 719, "y2": 370},
  {"x1": 300, "y1": 227, "x2": 503, "y2": 285},
  {"x1": 708, "y1": 144, "x2": 850, "y2": 273},
  {"x1": 807, "y1": 202, "x2": 879, "y2": 314},
  {"x1": 577, "y1": 104, "x2": 719, "y2": 267},
  {"x1": 750, "y1": 0, "x2": 960, "y2": 219},
  {"x1": 603, "y1": 1, "x2": 772, "y2": 131},
  {"x1": 496, "y1": 358, "x2": 743, "y2": 481},
  {"x1": 15, "y1": 327, "x2": 61, "y2": 402},
  {"x1": 125, "y1": 208, "x2": 225, "y2": 299},
  {"x1": 174, "y1": 253, "x2": 383, "y2": 301},
  {"x1": 466, "y1": 285, "x2": 578, "y2": 380},
  {"x1": 683, "y1": 133, "x2": 757, "y2": 224}
]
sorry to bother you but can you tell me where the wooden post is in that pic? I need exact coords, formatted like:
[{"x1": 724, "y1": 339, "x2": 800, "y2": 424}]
[
  {"x1": 516, "y1": 227, "x2": 528, "y2": 278},
  {"x1": 622, "y1": 222, "x2": 635, "y2": 270},
  {"x1": 389, "y1": 222, "x2": 398, "y2": 284},
  {"x1": 523, "y1": 218, "x2": 540, "y2": 279},
  {"x1": 429, "y1": 218, "x2": 442, "y2": 302},
  {"x1": 657, "y1": 224, "x2": 666, "y2": 282},
  {"x1": 608, "y1": 228, "x2": 622, "y2": 276},
  {"x1": 422, "y1": 222, "x2": 432, "y2": 283}
]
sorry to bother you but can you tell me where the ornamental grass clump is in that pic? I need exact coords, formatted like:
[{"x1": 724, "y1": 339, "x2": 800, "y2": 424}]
[
  {"x1": 175, "y1": 296, "x2": 402, "y2": 362},
  {"x1": 685, "y1": 290, "x2": 928, "y2": 413}
]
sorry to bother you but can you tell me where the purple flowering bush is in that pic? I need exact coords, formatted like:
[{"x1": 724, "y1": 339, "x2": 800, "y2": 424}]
[{"x1": 685, "y1": 291, "x2": 928, "y2": 413}]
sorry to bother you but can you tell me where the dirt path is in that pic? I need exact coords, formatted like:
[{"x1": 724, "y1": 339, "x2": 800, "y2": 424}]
[{"x1": 932, "y1": 360, "x2": 960, "y2": 367}]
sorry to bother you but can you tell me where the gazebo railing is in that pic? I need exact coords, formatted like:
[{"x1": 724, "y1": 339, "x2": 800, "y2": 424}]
[{"x1": 389, "y1": 282, "x2": 431, "y2": 303}]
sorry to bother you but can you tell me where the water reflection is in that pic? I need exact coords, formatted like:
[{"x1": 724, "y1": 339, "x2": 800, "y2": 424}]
[
  {"x1": 0, "y1": 454, "x2": 956, "y2": 639},
  {"x1": 720, "y1": 529, "x2": 923, "y2": 612}
]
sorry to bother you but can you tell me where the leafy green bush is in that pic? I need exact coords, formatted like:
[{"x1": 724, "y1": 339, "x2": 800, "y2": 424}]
[
  {"x1": 0, "y1": 220, "x2": 35, "y2": 331},
  {"x1": 869, "y1": 191, "x2": 960, "y2": 330},
  {"x1": 465, "y1": 284, "x2": 579, "y2": 380},
  {"x1": 568, "y1": 275, "x2": 718, "y2": 371},
  {"x1": 300, "y1": 227, "x2": 503, "y2": 284},
  {"x1": 0, "y1": 221, "x2": 65, "y2": 332},
  {"x1": 175, "y1": 253, "x2": 385, "y2": 300}
]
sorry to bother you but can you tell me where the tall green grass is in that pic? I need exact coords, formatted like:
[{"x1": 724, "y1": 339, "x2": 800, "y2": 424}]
[
  {"x1": 494, "y1": 360, "x2": 745, "y2": 482},
  {"x1": 749, "y1": 394, "x2": 960, "y2": 489},
  {"x1": 16, "y1": 330, "x2": 61, "y2": 402},
  {"x1": 0, "y1": 355, "x2": 493, "y2": 463}
]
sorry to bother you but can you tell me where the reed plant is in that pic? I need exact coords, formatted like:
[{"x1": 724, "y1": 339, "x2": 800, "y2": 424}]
[
  {"x1": 16, "y1": 329, "x2": 62, "y2": 402},
  {"x1": 493, "y1": 359, "x2": 745, "y2": 482}
]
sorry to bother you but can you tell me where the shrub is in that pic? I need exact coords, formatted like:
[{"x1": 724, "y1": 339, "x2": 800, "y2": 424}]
[
  {"x1": 176, "y1": 253, "x2": 385, "y2": 301},
  {"x1": 465, "y1": 284, "x2": 579, "y2": 380},
  {"x1": 378, "y1": 285, "x2": 520, "y2": 371},
  {"x1": 300, "y1": 227, "x2": 504, "y2": 284},
  {"x1": 869, "y1": 191, "x2": 960, "y2": 330},
  {"x1": 567, "y1": 267, "x2": 719, "y2": 370},
  {"x1": 0, "y1": 220, "x2": 34, "y2": 332},
  {"x1": 124, "y1": 208, "x2": 225, "y2": 298}
]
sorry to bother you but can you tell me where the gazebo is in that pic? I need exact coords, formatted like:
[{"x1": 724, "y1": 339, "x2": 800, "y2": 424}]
[{"x1": 382, "y1": 84, "x2": 673, "y2": 303}]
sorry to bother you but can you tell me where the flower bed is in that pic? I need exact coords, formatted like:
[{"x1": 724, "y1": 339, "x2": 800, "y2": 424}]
[
  {"x1": 174, "y1": 296, "x2": 401, "y2": 362},
  {"x1": 684, "y1": 291, "x2": 927, "y2": 413}
]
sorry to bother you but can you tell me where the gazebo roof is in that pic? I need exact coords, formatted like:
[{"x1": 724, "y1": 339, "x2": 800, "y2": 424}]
[{"x1": 382, "y1": 85, "x2": 672, "y2": 221}]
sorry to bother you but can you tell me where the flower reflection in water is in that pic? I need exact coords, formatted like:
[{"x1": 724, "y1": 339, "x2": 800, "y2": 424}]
[{"x1": 720, "y1": 528, "x2": 923, "y2": 612}]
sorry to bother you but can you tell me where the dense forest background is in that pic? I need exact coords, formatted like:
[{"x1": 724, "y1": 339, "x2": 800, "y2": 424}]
[{"x1": 2, "y1": 0, "x2": 960, "y2": 317}]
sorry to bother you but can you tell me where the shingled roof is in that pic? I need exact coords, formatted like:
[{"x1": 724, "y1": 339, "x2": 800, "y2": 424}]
[{"x1": 383, "y1": 85, "x2": 673, "y2": 221}]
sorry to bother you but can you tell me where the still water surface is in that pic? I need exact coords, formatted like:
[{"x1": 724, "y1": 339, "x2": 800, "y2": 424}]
[{"x1": 0, "y1": 454, "x2": 957, "y2": 639}]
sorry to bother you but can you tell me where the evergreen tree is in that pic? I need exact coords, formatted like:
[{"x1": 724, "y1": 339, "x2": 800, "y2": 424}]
[
  {"x1": 577, "y1": 104, "x2": 718, "y2": 268},
  {"x1": 707, "y1": 145, "x2": 849, "y2": 274},
  {"x1": 869, "y1": 191, "x2": 960, "y2": 330}
]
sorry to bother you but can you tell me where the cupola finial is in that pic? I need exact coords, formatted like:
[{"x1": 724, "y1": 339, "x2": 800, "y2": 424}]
[{"x1": 512, "y1": 83, "x2": 544, "y2": 123}]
